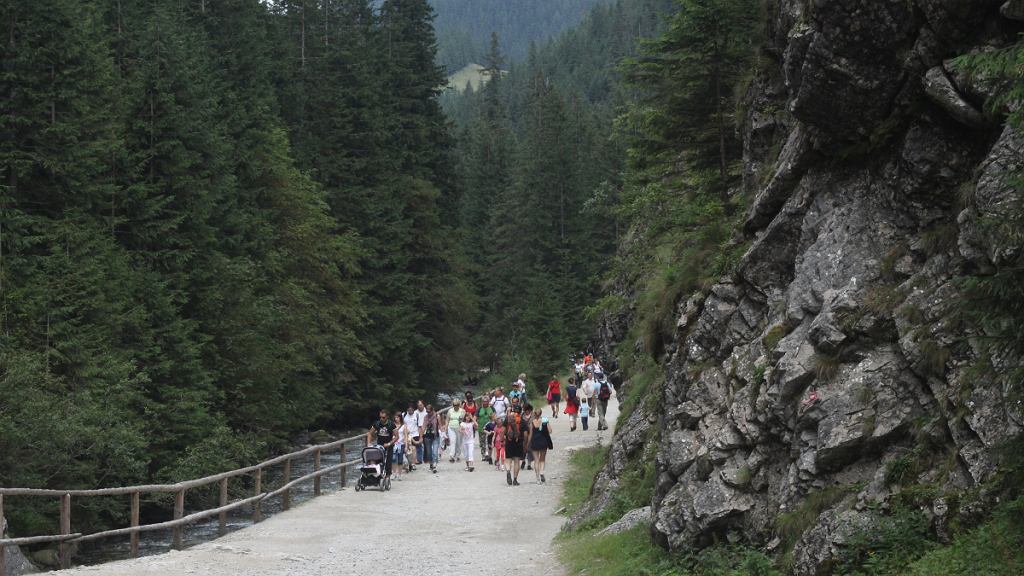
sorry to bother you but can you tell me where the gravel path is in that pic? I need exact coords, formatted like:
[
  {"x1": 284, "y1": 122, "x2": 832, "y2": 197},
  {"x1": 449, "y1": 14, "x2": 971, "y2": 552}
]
[{"x1": 60, "y1": 402, "x2": 619, "y2": 576}]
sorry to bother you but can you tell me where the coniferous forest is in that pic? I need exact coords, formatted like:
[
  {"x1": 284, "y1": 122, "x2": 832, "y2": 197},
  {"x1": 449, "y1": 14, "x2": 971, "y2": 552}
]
[
  {"x1": 0, "y1": 0, "x2": 757, "y2": 524},
  {"x1": 1, "y1": 0, "x2": 474, "y2": 512}
]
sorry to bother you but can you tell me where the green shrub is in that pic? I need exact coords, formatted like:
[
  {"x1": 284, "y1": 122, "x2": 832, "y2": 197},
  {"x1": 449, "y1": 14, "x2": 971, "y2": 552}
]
[
  {"x1": 836, "y1": 507, "x2": 938, "y2": 576},
  {"x1": 906, "y1": 497, "x2": 1024, "y2": 576}
]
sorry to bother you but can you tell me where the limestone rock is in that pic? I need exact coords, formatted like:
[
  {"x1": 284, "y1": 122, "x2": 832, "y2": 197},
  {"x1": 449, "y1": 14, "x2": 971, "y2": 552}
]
[
  {"x1": 596, "y1": 507, "x2": 652, "y2": 536},
  {"x1": 1003, "y1": 0, "x2": 1024, "y2": 20},
  {"x1": 923, "y1": 66, "x2": 987, "y2": 127},
  {"x1": 2, "y1": 518, "x2": 40, "y2": 576},
  {"x1": 792, "y1": 509, "x2": 874, "y2": 576}
]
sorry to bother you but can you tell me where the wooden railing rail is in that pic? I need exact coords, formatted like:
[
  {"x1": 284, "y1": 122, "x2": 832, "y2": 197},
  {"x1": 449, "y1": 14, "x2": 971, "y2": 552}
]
[
  {"x1": 0, "y1": 394, "x2": 481, "y2": 573},
  {"x1": 0, "y1": 431, "x2": 368, "y2": 572}
]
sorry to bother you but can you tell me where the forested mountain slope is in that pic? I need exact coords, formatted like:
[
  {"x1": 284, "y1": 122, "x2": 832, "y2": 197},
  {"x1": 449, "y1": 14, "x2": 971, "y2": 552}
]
[
  {"x1": 430, "y1": 0, "x2": 607, "y2": 72},
  {"x1": 446, "y1": 0, "x2": 676, "y2": 375}
]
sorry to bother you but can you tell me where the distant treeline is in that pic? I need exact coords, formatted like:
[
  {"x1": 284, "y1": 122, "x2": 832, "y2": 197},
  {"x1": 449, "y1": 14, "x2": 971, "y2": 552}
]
[{"x1": 431, "y1": 0, "x2": 607, "y2": 72}]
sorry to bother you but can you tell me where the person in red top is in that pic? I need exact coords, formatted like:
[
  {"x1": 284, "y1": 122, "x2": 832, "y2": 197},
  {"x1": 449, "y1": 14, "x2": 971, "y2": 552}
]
[
  {"x1": 545, "y1": 374, "x2": 562, "y2": 418},
  {"x1": 463, "y1": 391, "x2": 479, "y2": 418}
]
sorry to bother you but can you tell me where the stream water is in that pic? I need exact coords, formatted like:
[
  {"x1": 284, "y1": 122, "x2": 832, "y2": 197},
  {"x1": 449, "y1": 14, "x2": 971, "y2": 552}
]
[{"x1": 73, "y1": 439, "x2": 367, "y2": 567}]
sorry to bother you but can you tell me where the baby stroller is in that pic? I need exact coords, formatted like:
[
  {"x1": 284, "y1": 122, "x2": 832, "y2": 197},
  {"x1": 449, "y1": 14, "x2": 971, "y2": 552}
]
[{"x1": 355, "y1": 445, "x2": 392, "y2": 492}]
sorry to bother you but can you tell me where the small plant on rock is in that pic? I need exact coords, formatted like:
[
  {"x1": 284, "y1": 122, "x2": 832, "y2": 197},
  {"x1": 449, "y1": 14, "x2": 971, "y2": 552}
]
[
  {"x1": 813, "y1": 352, "x2": 841, "y2": 383},
  {"x1": 762, "y1": 323, "x2": 793, "y2": 351}
]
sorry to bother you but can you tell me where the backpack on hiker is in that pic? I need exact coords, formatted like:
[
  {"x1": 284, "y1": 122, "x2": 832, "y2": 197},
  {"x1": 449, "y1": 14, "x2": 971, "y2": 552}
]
[
  {"x1": 566, "y1": 384, "x2": 578, "y2": 403},
  {"x1": 598, "y1": 381, "x2": 611, "y2": 401}
]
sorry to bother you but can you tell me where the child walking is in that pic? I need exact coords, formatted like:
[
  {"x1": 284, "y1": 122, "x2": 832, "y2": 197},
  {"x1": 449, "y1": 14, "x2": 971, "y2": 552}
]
[
  {"x1": 564, "y1": 377, "x2": 579, "y2": 431},
  {"x1": 578, "y1": 395, "x2": 590, "y2": 431},
  {"x1": 493, "y1": 418, "x2": 506, "y2": 471},
  {"x1": 460, "y1": 412, "x2": 477, "y2": 472}
]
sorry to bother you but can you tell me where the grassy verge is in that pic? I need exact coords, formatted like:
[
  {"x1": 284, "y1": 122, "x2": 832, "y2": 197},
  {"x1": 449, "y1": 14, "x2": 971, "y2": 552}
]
[
  {"x1": 558, "y1": 445, "x2": 779, "y2": 576},
  {"x1": 905, "y1": 497, "x2": 1024, "y2": 576},
  {"x1": 561, "y1": 445, "x2": 611, "y2": 517}
]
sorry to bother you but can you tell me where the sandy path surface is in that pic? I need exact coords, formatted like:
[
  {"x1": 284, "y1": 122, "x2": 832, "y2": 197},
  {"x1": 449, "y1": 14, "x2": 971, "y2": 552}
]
[{"x1": 60, "y1": 401, "x2": 619, "y2": 576}]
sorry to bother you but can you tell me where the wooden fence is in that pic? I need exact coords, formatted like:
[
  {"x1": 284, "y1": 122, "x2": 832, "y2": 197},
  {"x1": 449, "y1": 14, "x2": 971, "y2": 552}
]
[
  {"x1": 0, "y1": 431, "x2": 368, "y2": 573},
  {"x1": 0, "y1": 394, "x2": 480, "y2": 574}
]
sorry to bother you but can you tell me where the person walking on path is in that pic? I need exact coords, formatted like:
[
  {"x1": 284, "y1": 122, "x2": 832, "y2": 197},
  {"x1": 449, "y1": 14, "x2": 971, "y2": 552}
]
[
  {"x1": 595, "y1": 373, "x2": 616, "y2": 430},
  {"x1": 423, "y1": 404, "x2": 439, "y2": 472},
  {"x1": 513, "y1": 373, "x2": 528, "y2": 405},
  {"x1": 392, "y1": 413, "x2": 407, "y2": 479},
  {"x1": 477, "y1": 396, "x2": 496, "y2": 463},
  {"x1": 446, "y1": 399, "x2": 466, "y2": 463},
  {"x1": 463, "y1": 391, "x2": 478, "y2": 419},
  {"x1": 563, "y1": 377, "x2": 579, "y2": 431},
  {"x1": 522, "y1": 404, "x2": 535, "y2": 471},
  {"x1": 493, "y1": 416, "x2": 506, "y2": 471},
  {"x1": 581, "y1": 372, "x2": 599, "y2": 421},
  {"x1": 491, "y1": 387, "x2": 510, "y2": 420},
  {"x1": 528, "y1": 412, "x2": 553, "y2": 484},
  {"x1": 366, "y1": 409, "x2": 397, "y2": 477},
  {"x1": 414, "y1": 401, "x2": 428, "y2": 464},
  {"x1": 545, "y1": 375, "x2": 561, "y2": 418},
  {"x1": 503, "y1": 413, "x2": 525, "y2": 486},
  {"x1": 460, "y1": 412, "x2": 477, "y2": 472},
  {"x1": 402, "y1": 403, "x2": 421, "y2": 467},
  {"x1": 578, "y1": 395, "x2": 591, "y2": 431}
]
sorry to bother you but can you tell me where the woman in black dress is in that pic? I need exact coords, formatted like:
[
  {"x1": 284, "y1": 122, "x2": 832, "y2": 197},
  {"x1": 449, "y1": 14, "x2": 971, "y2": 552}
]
[
  {"x1": 503, "y1": 413, "x2": 525, "y2": 486},
  {"x1": 529, "y1": 411, "x2": 553, "y2": 484}
]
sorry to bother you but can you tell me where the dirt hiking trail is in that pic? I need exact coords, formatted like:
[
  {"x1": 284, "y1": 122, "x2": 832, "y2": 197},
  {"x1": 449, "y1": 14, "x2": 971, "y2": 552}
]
[{"x1": 61, "y1": 401, "x2": 620, "y2": 576}]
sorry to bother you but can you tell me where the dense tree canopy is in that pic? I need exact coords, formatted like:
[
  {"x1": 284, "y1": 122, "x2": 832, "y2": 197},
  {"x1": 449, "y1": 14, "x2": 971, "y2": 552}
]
[{"x1": 1, "y1": 0, "x2": 470, "y2": 531}]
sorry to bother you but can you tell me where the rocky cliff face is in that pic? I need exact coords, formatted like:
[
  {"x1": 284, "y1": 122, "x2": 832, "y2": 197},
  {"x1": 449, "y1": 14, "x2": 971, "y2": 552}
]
[{"x1": 584, "y1": 1, "x2": 1024, "y2": 573}]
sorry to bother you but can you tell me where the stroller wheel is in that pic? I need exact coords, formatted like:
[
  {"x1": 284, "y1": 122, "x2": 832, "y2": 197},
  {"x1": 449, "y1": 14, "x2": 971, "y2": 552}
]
[{"x1": 384, "y1": 477, "x2": 392, "y2": 491}]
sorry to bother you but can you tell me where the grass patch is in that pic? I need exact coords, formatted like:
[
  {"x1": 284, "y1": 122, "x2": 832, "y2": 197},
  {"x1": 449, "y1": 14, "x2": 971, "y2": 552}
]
[
  {"x1": 836, "y1": 506, "x2": 938, "y2": 575},
  {"x1": 864, "y1": 283, "x2": 902, "y2": 316},
  {"x1": 561, "y1": 445, "x2": 610, "y2": 518},
  {"x1": 920, "y1": 222, "x2": 959, "y2": 256},
  {"x1": 761, "y1": 323, "x2": 793, "y2": 351},
  {"x1": 776, "y1": 484, "x2": 860, "y2": 554},
  {"x1": 559, "y1": 525, "x2": 781, "y2": 576},
  {"x1": 906, "y1": 497, "x2": 1024, "y2": 576},
  {"x1": 813, "y1": 352, "x2": 841, "y2": 383},
  {"x1": 918, "y1": 339, "x2": 951, "y2": 377}
]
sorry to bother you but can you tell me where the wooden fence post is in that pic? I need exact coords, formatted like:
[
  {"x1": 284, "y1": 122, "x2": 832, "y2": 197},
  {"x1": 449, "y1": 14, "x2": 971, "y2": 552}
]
[
  {"x1": 59, "y1": 493, "x2": 71, "y2": 569},
  {"x1": 172, "y1": 489, "x2": 185, "y2": 550},
  {"x1": 218, "y1": 478, "x2": 229, "y2": 536},
  {"x1": 1, "y1": 493, "x2": 7, "y2": 576},
  {"x1": 130, "y1": 491, "x2": 140, "y2": 558},
  {"x1": 313, "y1": 450, "x2": 321, "y2": 496},
  {"x1": 339, "y1": 442, "x2": 347, "y2": 488},
  {"x1": 282, "y1": 459, "x2": 291, "y2": 510},
  {"x1": 253, "y1": 468, "x2": 262, "y2": 523}
]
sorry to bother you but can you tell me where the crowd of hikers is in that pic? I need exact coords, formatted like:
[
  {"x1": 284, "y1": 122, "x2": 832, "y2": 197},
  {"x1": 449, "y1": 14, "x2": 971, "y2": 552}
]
[{"x1": 365, "y1": 354, "x2": 616, "y2": 487}]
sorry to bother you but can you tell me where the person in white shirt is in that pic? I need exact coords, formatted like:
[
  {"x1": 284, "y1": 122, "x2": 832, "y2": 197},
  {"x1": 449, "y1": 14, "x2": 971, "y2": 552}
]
[
  {"x1": 491, "y1": 387, "x2": 511, "y2": 419},
  {"x1": 581, "y1": 373, "x2": 598, "y2": 406},
  {"x1": 402, "y1": 403, "x2": 421, "y2": 468},
  {"x1": 414, "y1": 400, "x2": 427, "y2": 464}
]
